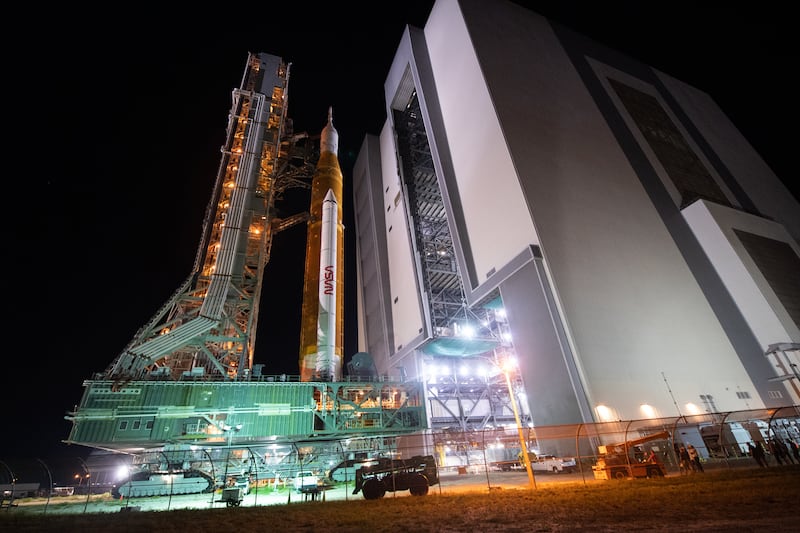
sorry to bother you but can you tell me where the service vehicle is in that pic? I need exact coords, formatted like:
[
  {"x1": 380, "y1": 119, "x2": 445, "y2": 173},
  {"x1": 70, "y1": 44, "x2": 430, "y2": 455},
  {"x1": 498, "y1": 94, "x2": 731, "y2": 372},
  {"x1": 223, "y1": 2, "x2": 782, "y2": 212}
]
[
  {"x1": 218, "y1": 486, "x2": 245, "y2": 507},
  {"x1": 490, "y1": 452, "x2": 576, "y2": 473},
  {"x1": 592, "y1": 430, "x2": 670, "y2": 480},
  {"x1": 293, "y1": 471, "x2": 324, "y2": 493},
  {"x1": 352, "y1": 455, "x2": 439, "y2": 500},
  {"x1": 531, "y1": 454, "x2": 577, "y2": 473}
]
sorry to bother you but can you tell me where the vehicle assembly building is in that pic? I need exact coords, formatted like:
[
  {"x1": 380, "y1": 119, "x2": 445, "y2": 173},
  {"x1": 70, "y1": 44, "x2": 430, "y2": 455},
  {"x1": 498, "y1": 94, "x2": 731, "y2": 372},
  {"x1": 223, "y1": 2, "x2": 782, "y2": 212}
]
[{"x1": 352, "y1": 0, "x2": 800, "y2": 430}]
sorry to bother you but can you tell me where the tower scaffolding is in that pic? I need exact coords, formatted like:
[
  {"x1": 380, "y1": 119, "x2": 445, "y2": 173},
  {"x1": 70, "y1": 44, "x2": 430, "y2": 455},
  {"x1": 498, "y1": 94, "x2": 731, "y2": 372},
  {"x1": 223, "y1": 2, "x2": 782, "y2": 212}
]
[
  {"x1": 393, "y1": 90, "x2": 531, "y2": 432},
  {"x1": 104, "y1": 53, "x2": 313, "y2": 382}
]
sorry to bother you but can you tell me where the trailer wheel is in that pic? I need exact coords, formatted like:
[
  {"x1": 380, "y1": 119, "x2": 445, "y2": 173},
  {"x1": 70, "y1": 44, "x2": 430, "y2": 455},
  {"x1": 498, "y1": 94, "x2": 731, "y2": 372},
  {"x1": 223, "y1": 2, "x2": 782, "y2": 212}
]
[
  {"x1": 362, "y1": 478, "x2": 386, "y2": 500},
  {"x1": 408, "y1": 474, "x2": 429, "y2": 496},
  {"x1": 612, "y1": 469, "x2": 627, "y2": 479}
]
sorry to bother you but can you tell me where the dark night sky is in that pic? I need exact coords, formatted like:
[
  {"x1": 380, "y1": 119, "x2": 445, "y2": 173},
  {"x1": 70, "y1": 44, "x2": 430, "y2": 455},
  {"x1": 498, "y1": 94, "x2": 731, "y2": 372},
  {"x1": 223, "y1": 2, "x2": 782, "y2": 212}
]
[{"x1": 6, "y1": 2, "x2": 795, "y2": 463}]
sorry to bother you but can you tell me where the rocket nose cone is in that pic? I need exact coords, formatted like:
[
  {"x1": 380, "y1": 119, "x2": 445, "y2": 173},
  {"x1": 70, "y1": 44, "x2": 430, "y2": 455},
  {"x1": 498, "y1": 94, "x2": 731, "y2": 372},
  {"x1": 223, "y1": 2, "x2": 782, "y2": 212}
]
[
  {"x1": 321, "y1": 106, "x2": 338, "y2": 154},
  {"x1": 323, "y1": 189, "x2": 337, "y2": 203}
]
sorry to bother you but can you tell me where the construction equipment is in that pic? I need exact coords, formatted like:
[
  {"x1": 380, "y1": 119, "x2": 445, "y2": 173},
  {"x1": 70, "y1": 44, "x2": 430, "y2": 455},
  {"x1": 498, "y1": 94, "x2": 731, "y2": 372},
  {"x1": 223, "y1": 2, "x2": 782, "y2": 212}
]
[
  {"x1": 352, "y1": 455, "x2": 439, "y2": 500},
  {"x1": 592, "y1": 430, "x2": 670, "y2": 480},
  {"x1": 218, "y1": 486, "x2": 245, "y2": 507}
]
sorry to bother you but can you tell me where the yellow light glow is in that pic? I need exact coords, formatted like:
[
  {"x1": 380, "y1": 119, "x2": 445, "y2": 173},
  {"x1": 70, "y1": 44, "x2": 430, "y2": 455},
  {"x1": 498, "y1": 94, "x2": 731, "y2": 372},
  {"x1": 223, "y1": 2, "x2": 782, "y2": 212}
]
[{"x1": 500, "y1": 357, "x2": 518, "y2": 373}]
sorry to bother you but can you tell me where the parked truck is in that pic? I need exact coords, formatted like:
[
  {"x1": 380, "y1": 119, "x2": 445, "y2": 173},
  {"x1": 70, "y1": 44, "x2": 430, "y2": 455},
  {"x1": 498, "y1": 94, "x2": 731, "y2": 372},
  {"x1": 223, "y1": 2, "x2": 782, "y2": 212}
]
[
  {"x1": 352, "y1": 455, "x2": 439, "y2": 500},
  {"x1": 592, "y1": 430, "x2": 670, "y2": 480},
  {"x1": 491, "y1": 453, "x2": 577, "y2": 473},
  {"x1": 532, "y1": 454, "x2": 577, "y2": 473}
]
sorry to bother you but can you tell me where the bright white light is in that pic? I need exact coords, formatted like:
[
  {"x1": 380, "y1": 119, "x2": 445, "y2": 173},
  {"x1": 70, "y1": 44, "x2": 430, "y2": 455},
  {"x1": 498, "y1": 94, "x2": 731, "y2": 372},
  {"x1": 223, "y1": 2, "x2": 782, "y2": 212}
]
[
  {"x1": 685, "y1": 403, "x2": 702, "y2": 415},
  {"x1": 461, "y1": 324, "x2": 475, "y2": 338},
  {"x1": 115, "y1": 465, "x2": 130, "y2": 481},
  {"x1": 501, "y1": 332, "x2": 512, "y2": 343},
  {"x1": 595, "y1": 404, "x2": 615, "y2": 422},
  {"x1": 495, "y1": 309, "x2": 506, "y2": 318},
  {"x1": 640, "y1": 404, "x2": 657, "y2": 418},
  {"x1": 459, "y1": 364, "x2": 469, "y2": 376}
]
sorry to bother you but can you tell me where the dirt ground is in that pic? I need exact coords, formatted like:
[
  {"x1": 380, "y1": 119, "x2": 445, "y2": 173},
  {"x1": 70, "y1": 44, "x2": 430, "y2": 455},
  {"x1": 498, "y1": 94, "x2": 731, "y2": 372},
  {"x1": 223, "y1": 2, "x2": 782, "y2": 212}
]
[{"x1": 2, "y1": 465, "x2": 798, "y2": 532}]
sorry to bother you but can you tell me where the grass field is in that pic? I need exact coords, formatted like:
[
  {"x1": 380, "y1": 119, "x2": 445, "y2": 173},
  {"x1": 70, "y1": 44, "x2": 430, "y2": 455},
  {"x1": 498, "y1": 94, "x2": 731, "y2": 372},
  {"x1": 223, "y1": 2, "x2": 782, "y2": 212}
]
[{"x1": 2, "y1": 466, "x2": 798, "y2": 532}]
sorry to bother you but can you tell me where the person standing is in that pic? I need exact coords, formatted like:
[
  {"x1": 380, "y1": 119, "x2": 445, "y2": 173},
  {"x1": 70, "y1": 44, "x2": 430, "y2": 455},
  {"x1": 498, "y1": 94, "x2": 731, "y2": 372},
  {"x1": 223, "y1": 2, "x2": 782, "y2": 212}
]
[
  {"x1": 790, "y1": 440, "x2": 800, "y2": 464},
  {"x1": 768, "y1": 439, "x2": 786, "y2": 465},
  {"x1": 678, "y1": 446, "x2": 692, "y2": 474},
  {"x1": 749, "y1": 442, "x2": 768, "y2": 468},
  {"x1": 784, "y1": 441, "x2": 798, "y2": 465},
  {"x1": 647, "y1": 449, "x2": 658, "y2": 463},
  {"x1": 687, "y1": 444, "x2": 704, "y2": 473}
]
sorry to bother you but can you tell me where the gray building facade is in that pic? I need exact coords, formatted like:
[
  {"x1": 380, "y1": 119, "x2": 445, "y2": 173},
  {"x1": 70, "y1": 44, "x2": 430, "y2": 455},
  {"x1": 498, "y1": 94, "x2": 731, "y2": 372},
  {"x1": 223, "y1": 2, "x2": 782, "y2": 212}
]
[{"x1": 352, "y1": 0, "x2": 800, "y2": 430}]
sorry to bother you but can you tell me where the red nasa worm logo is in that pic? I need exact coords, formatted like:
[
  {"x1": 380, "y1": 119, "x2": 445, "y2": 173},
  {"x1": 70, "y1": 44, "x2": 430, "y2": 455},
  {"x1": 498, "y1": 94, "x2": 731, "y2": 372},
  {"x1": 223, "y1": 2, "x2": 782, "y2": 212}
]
[{"x1": 323, "y1": 265, "x2": 335, "y2": 295}]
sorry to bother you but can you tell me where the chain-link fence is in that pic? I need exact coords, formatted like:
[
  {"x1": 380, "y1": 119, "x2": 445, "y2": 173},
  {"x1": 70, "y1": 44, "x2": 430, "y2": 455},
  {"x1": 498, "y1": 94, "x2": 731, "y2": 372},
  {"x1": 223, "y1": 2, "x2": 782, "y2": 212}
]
[{"x1": 2, "y1": 405, "x2": 798, "y2": 511}]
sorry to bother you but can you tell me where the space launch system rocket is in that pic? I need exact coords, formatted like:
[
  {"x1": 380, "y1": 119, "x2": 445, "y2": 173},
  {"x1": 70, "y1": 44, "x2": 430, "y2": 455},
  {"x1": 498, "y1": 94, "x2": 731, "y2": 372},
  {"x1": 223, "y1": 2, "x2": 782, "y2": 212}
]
[{"x1": 299, "y1": 108, "x2": 345, "y2": 382}]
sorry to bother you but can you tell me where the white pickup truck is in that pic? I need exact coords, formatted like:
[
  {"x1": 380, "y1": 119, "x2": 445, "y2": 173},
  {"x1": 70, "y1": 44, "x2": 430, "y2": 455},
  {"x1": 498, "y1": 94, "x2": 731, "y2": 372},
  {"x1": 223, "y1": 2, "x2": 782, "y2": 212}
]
[
  {"x1": 293, "y1": 471, "x2": 324, "y2": 493},
  {"x1": 491, "y1": 454, "x2": 577, "y2": 473},
  {"x1": 530, "y1": 455, "x2": 577, "y2": 473}
]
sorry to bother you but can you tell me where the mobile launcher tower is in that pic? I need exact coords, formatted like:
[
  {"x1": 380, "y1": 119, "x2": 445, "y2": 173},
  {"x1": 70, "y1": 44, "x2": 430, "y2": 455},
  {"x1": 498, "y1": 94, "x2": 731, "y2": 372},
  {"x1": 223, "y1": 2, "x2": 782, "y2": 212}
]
[{"x1": 65, "y1": 52, "x2": 427, "y2": 495}]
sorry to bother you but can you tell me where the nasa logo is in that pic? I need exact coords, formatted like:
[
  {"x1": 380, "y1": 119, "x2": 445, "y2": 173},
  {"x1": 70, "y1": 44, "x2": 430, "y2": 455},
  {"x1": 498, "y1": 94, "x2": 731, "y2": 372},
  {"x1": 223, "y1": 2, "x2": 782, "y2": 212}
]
[{"x1": 323, "y1": 265, "x2": 335, "y2": 295}]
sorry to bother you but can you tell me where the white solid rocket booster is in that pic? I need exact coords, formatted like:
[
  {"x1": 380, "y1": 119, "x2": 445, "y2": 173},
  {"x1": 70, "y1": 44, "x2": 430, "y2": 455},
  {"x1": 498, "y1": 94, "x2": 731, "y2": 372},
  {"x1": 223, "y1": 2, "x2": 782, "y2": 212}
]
[{"x1": 316, "y1": 189, "x2": 338, "y2": 381}]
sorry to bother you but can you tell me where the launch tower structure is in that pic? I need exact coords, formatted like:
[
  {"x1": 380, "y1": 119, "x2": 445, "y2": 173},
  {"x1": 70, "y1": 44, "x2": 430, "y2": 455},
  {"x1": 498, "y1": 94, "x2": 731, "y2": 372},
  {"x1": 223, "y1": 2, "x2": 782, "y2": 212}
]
[
  {"x1": 105, "y1": 53, "x2": 307, "y2": 382},
  {"x1": 65, "y1": 53, "x2": 428, "y2": 459}
]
